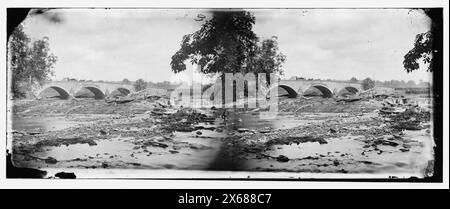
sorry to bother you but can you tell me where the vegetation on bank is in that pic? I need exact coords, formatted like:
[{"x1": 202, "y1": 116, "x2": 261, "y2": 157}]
[{"x1": 9, "y1": 24, "x2": 57, "y2": 98}]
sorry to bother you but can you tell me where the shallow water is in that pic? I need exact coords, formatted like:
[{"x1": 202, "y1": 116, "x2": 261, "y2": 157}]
[
  {"x1": 28, "y1": 136, "x2": 223, "y2": 170},
  {"x1": 226, "y1": 112, "x2": 316, "y2": 130},
  {"x1": 11, "y1": 112, "x2": 435, "y2": 178},
  {"x1": 253, "y1": 129, "x2": 434, "y2": 176},
  {"x1": 12, "y1": 116, "x2": 81, "y2": 132}
]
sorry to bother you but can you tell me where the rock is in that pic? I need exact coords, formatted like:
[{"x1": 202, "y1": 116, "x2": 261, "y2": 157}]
[
  {"x1": 329, "y1": 128, "x2": 337, "y2": 133},
  {"x1": 259, "y1": 130, "x2": 271, "y2": 134},
  {"x1": 35, "y1": 137, "x2": 97, "y2": 147},
  {"x1": 267, "y1": 136, "x2": 328, "y2": 146},
  {"x1": 333, "y1": 160, "x2": 340, "y2": 166},
  {"x1": 102, "y1": 162, "x2": 109, "y2": 168},
  {"x1": 189, "y1": 144, "x2": 211, "y2": 150},
  {"x1": 393, "y1": 134, "x2": 402, "y2": 139},
  {"x1": 302, "y1": 156, "x2": 320, "y2": 160},
  {"x1": 174, "y1": 126, "x2": 195, "y2": 132},
  {"x1": 169, "y1": 150, "x2": 179, "y2": 154},
  {"x1": 28, "y1": 131, "x2": 41, "y2": 135},
  {"x1": 151, "y1": 109, "x2": 166, "y2": 115},
  {"x1": 44, "y1": 157, "x2": 57, "y2": 164},
  {"x1": 238, "y1": 128, "x2": 249, "y2": 133},
  {"x1": 399, "y1": 148, "x2": 410, "y2": 152},
  {"x1": 196, "y1": 131, "x2": 202, "y2": 135},
  {"x1": 99, "y1": 130, "x2": 107, "y2": 135},
  {"x1": 55, "y1": 172, "x2": 76, "y2": 179},
  {"x1": 276, "y1": 155, "x2": 289, "y2": 162},
  {"x1": 338, "y1": 169, "x2": 348, "y2": 173},
  {"x1": 143, "y1": 141, "x2": 169, "y2": 148},
  {"x1": 373, "y1": 139, "x2": 399, "y2": 147},
  {"x1": 392, "y1": 121, "x2": 423, "y2": 130}
]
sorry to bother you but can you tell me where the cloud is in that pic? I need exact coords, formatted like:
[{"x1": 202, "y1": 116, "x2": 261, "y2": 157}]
[
  {"x1": 253, "y1": 9, "x2": 432, "y2": 81},
  {"x1": 21, "y1": 9, "x2": 432, "y2": 83}
]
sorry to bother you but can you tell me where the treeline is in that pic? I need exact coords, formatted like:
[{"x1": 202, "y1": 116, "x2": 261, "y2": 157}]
[{"x1": 9, "y1": 24, "x2": 57, "y2": 98}]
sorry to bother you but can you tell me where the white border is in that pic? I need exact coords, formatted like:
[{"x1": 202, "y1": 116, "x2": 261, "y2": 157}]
[{"x1": 0, "y1": 0, "x2": 448, "y2": 189}]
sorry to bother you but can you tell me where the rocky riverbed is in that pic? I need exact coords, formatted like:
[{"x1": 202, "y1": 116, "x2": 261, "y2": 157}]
[{"x1": 8, "y1": 95, "x2": 435, "y2": 179}]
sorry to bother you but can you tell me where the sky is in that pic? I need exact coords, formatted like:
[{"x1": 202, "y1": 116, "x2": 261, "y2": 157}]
[{"x1": 21, "y1": 9, "x2": 433, "y2": 83}]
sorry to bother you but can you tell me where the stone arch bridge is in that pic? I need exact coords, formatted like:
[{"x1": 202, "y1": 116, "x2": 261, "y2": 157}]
[
  {"x1": 34, "y1": 81, "x2": 134, "y2": 99},
  {"x1": 269, "y1": 79, "x2": 363, "y2": 98},
  {"x1": 202, "y1": 79, "x2": 366, "y2": 101}
]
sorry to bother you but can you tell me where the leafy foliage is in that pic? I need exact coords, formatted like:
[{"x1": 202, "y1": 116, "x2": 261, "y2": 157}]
[
  {"x1": 171, "y1": 11, "x2": 259, "y2": 75},
  {"x1": 173, "y1": 11, "x2": 289, "y2": 76},
  {"x1": 349, "y1": 77, "x2": 358, "y2": 82},
  {"x1": 247, "y1": 36, "x2": 286, "y2": 78},
  {"x1": 28, "y1": 37, "x2": 58, "y2": 85},
  {"x1": 403, "y1": 31, "x2": 433, "y2": 72},
  {"x1": 361, "y1": 77, "x2": 375, "y2": 90},
  {"x1": 171, "y1": 10, "x2": 286, "y2": 96},
  {"x1": 9, "y1": 24, "x2": 57, "y2": 98},
  {"x1": 133, "y1": 79, "x2": 147, "y2": 91}
]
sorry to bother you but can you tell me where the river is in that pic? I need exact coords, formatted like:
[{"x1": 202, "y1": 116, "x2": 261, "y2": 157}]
[{"x1": 10, "y1": 111, "x2": 435, "y2": 178}]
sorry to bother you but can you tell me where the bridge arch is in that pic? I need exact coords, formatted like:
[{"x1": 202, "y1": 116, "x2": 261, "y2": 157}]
[
  {"x1": 304, "y1": 85, "x2": 333, "y2": 98},
  {"x1": 75, "y1": 86, "x2": 105, "y2": 99},
  {"x1": 337, "y1": 86, "x2": 359, "y2": 97},
  {"x1": 109, "y1": 87, "x2": 131, "y2": 98},
  {"x1": 38, "y1": 86, "x2": 71, "y2": 99},
  {"x1": 267, "y1": 84, "x2": 299, "y2": 98}
]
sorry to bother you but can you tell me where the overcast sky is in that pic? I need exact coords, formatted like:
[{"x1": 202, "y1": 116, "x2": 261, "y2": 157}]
[{"x1": 22, "y1": 9, "x2": 432, "y2": 83}]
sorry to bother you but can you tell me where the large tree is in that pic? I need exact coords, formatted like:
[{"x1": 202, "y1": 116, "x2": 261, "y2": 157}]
[
  {"x1": 171, "y1": 11, "x2": 286, "y2": 103},
  {"x1": 247, "y1": 36, "x2": 286, "y2": 80},
  {"x1": 28, "y1": 37, "x2": 57, "y2": 85},
  {"x1": 133, "y1": 79, "x2": 147, "y2": 91},
  {"x1": 9, "y1": 24, "x2": 30, "y2": 98},
  {"x1": 171, "y1": 10, "x2": 259, "y2": 75},
  {"x1": 361, "y1": 77, "x2": 375, "y2": 90},
  {"x1": 403, "y1": 31, "x2": 432, "y2": 72},
  {"x1": 403, "y1": 9, "x2": 441, "y2": 73},
  {"x1": 9, "y1": 24, "x2": 57, "y2": 98}
]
